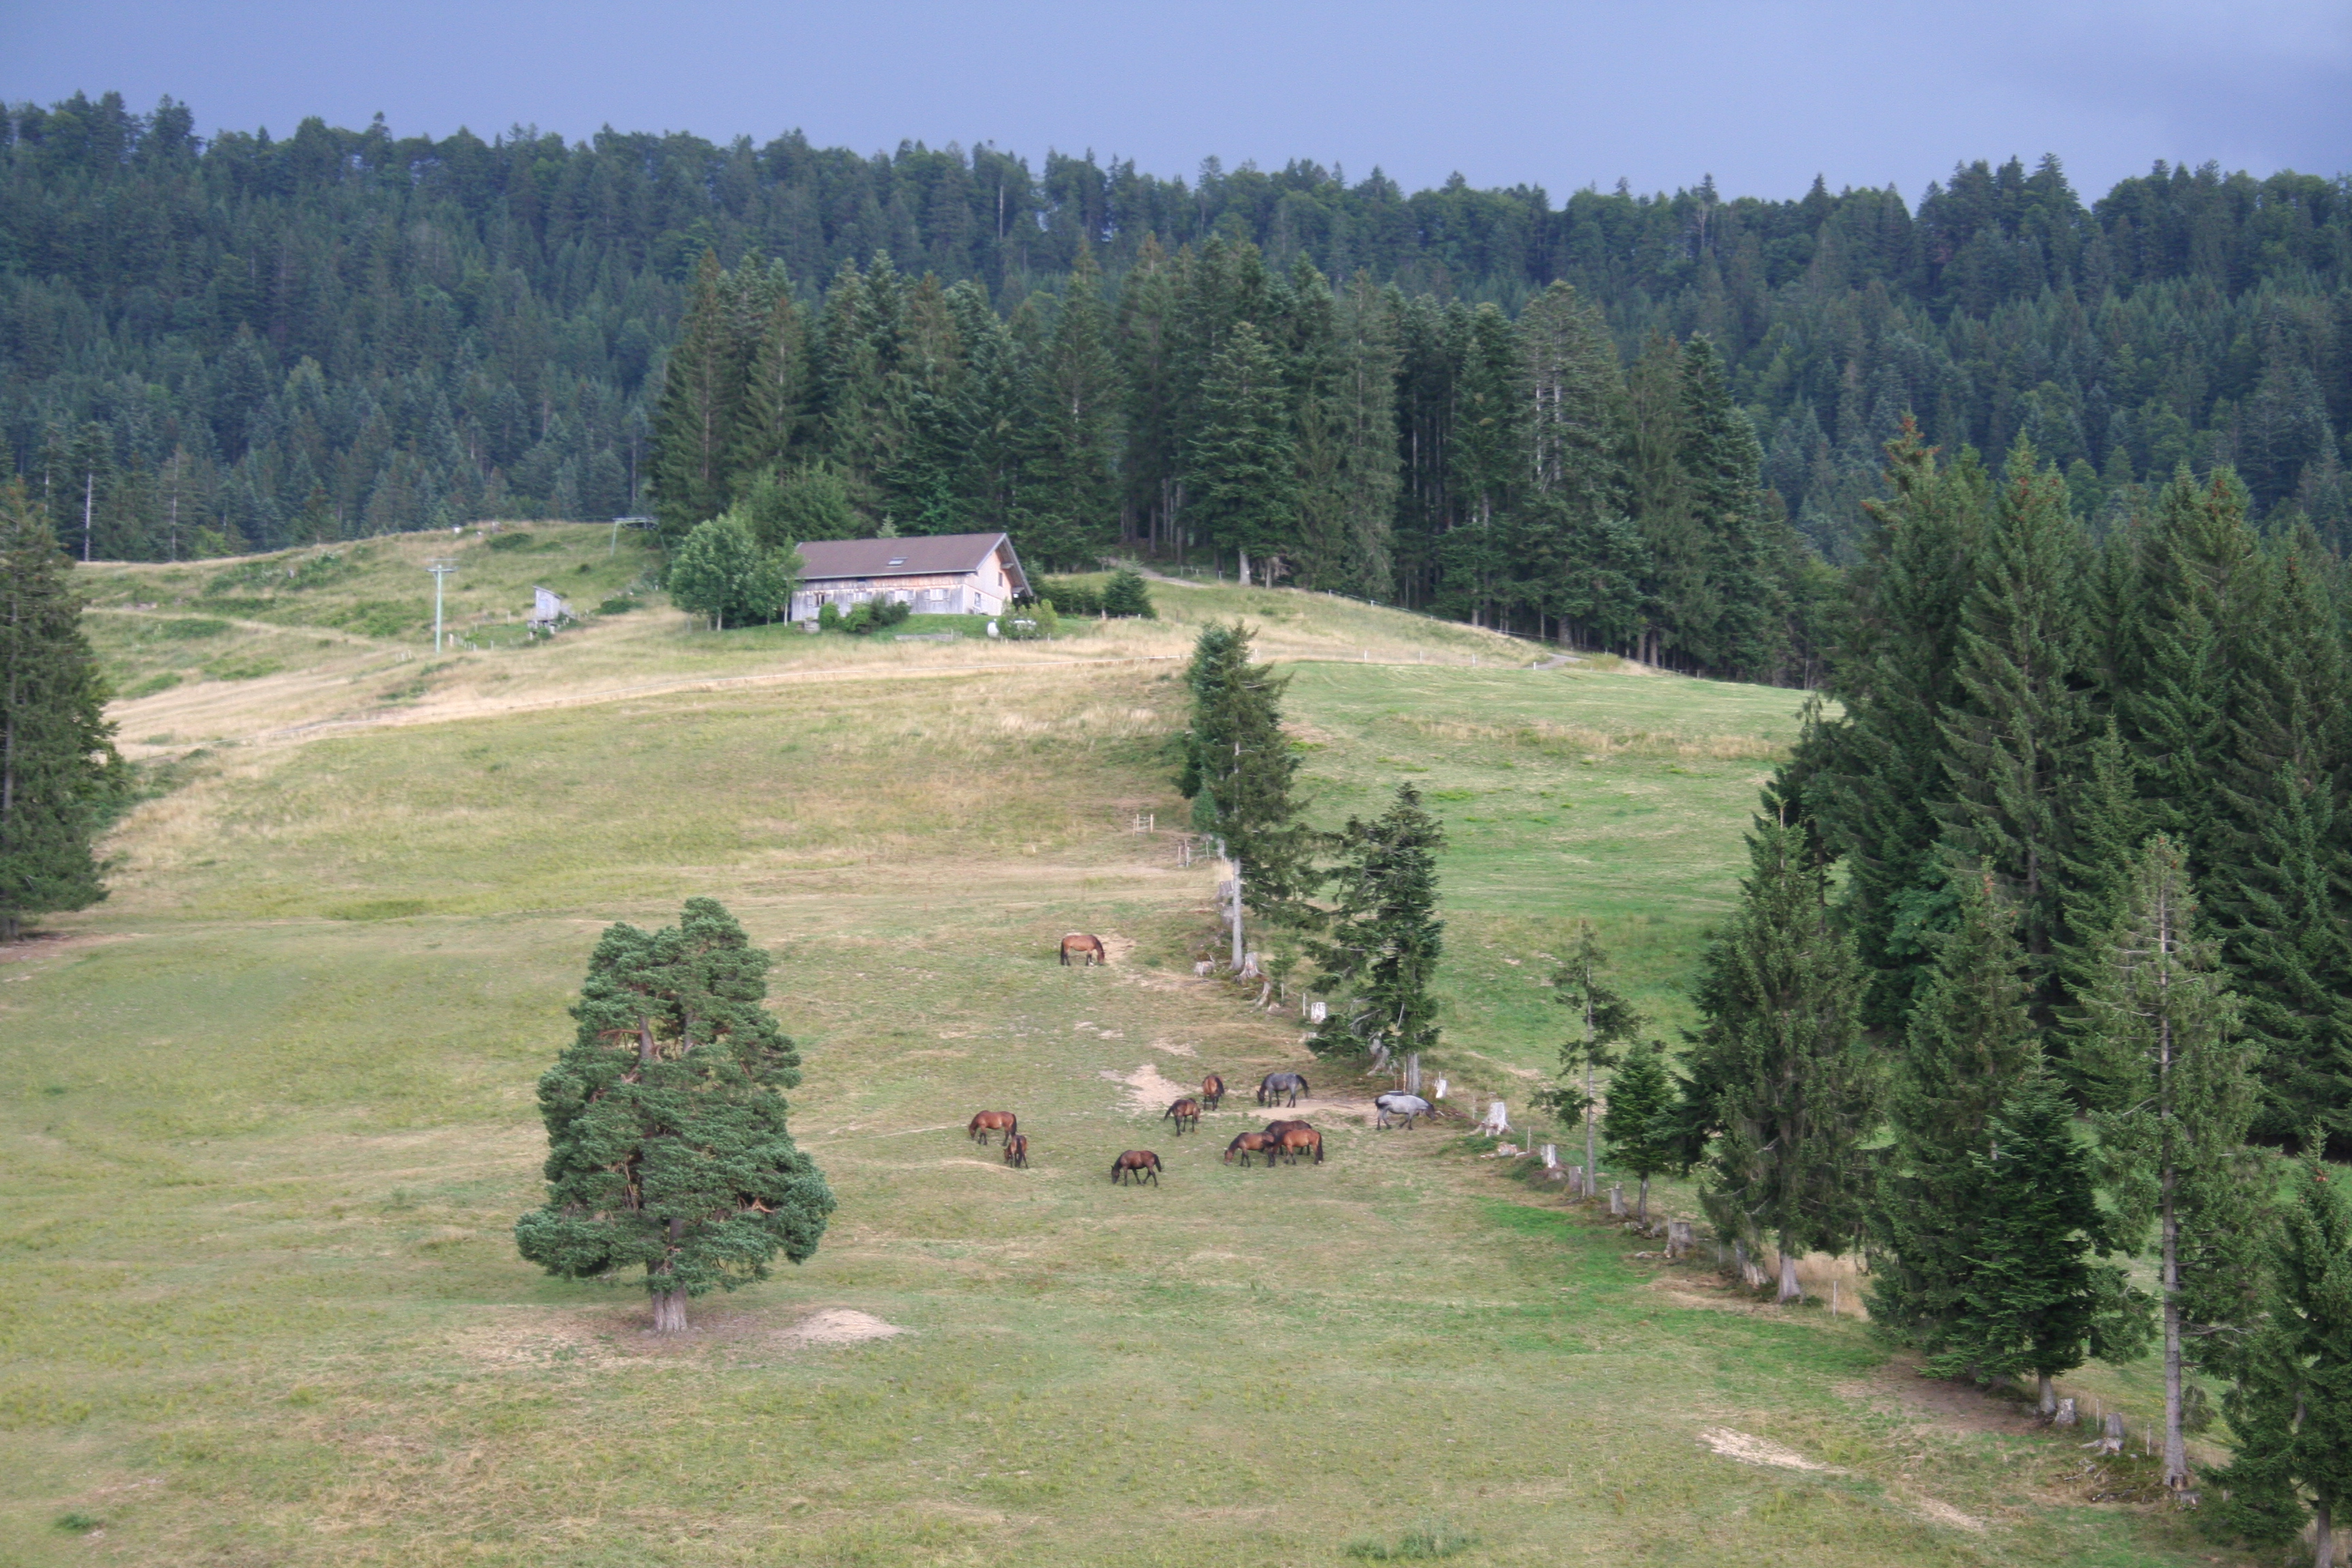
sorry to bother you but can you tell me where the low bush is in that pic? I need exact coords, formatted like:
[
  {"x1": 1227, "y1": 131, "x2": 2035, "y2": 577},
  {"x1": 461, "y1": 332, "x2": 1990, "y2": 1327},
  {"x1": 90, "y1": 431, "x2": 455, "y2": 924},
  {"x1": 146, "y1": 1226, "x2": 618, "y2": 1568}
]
[
  {"x1": 1102, "y1": 568, "x2": 1155, "y2": 618},
  {"x1": 1036, "y1": 577, "x2": 1101, "y2": 616},
  {"x1": 596, "y1": 596, "x2": 638, "y2": 615}
]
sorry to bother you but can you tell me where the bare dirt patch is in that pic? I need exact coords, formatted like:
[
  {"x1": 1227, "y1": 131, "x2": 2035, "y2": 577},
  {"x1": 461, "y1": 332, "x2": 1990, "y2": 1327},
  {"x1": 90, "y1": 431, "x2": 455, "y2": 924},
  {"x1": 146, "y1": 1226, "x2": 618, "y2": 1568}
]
[
  {"x1": 1698, "y1": 1427, "x2": 1842, "y2": 1473},
  {"x1": 783, "y1": 1309, "x2": 906, "y2": 1346},
  {"x1": 1905, "y1": 1495, "x2": 1987, "y2": 1532}
]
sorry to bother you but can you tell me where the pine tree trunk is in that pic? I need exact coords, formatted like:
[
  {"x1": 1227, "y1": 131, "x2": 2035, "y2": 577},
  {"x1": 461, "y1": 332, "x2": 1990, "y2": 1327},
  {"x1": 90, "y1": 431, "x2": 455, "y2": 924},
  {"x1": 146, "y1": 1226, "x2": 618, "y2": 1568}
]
[
  {"x1": 1777, "y1": 1248, "x2": 1801, "y2": 1303},
  {"x1": 2315, "y1": 1498, "x2": 2334, "y2": 1568},
  {"x1": 2037, "y1": 1371, "x2": 2055, "y2": 1418},
  {"x1": 651, "y1": 1287, "x2": 688, "y2": 1334},
  {"x1": 1637, "y1": 1175, "x2": 1649, "y2": 1226}
]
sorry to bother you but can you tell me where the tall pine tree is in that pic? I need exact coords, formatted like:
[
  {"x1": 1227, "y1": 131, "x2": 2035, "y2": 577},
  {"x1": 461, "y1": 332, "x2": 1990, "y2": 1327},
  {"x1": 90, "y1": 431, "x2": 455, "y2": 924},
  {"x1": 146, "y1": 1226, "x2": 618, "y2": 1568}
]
[
  {"x1": 2081, "y1": 834, "x2": 2264, "y2": 1492},
  {"x1": 1868, "y1": 872, "x2": 2044, "y2": 1351},
  {"x1": 0, "y1": 480, "x2": 116, "y2": 941},
  {"x1": 1681, "y1": 806, "x2": 1878, "y2": 1301}
]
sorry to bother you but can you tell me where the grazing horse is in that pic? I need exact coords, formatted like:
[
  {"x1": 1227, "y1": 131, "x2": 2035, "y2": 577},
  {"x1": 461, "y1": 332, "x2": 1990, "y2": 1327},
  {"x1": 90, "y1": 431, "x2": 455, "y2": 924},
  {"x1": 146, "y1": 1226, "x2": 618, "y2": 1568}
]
[
  {"x1": 1271, "y1": 1124, "x2": 1324, "y2": 1165},
  {"x1": 1002, "y1": 1133, "x2": 1029, "y2": 1169},
  {"x1": 1258, "y1": 1072, "x2": 1309, "y2": 1107},
  {"x1": 1060, "y1": 932, "x2": 1107, "y2": 967},
  {"x1": 968, "y1": 1111, "x2": 1018, "y2": 1146},
  {"x1": 1162, "y1": 1097, "x2": 1202, "y2": 1135},
  {"x1": 1110, "y1": 1149, "x2": 1162, "y2": 1186},
  {"x1": 1375, "y1": 1092, "x2": 1434, "y2": 1130},
  {"x1": 1200, "y1": 1073, "x2": 1226, "y2": 1110},
  {"x1": 1224, "y1": 1130, "x2": 1277, "y2": 1166}
]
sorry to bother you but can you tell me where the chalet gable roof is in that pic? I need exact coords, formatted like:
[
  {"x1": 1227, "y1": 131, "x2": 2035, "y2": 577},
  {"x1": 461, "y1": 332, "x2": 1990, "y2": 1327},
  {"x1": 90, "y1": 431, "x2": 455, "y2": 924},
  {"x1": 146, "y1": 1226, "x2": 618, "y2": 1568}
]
[{"x1": 794, "y1": 532, "x2": 1028, "y2": 594}]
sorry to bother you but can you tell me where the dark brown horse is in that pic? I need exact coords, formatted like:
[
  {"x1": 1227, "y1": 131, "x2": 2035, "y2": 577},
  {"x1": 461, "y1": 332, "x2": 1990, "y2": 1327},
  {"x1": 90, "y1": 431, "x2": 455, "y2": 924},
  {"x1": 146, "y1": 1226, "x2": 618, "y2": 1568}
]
[
  {"x1": 1200, "y1": 1073, "x2": 1226, "y2": 1110},
  {"x1": 968, "y1": 1111, "x2": 1018, "y2": 1146},
  {"x1": 1110, "y1": 1149, "x2": 1162, "y2": 1186},
  {"x1": 1258, "y1": 1072, "x2": 1309, "y2": 1107},
  {"x1": 1224, "y1": 1130, "x2": 1277, "y2": 1166},
  {"x1": 1271, "y1": 1124, "x2": 1324, "y2": 1165},
  {"x1": 1060, "y1": 932, "x2": 1107, "y2": 967},
  {"x1": 1002, "y1": 1132, "x2": 1029, "y2": 1169},
  {"x1": 1162, "y1": 1097, "x2": 1202, "y2": 1135}
]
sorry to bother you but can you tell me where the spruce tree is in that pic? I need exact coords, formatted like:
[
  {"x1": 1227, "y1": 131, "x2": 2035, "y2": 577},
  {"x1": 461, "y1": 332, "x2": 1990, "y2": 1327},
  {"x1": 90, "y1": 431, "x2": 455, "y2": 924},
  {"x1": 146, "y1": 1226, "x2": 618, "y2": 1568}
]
[
  {"x1": 1188, "y1": 320, "x2": 1297, "y2": 583},
  {"x1": 1678, "y1": 336, "x2": 1782, "y2": 679},
  {"x1": 2209, "y1": 1149, "x2": 2352, "y2": 1564},
  {"x1": 649, "y1": 250, "x2": 748, "y2": 538},
  {"x1": 2080, "y1": 834, "x2": 2263, "y2": 1490},
  {"x1": 1331, "y1": 271, "x2": 1402, "y2": 600},
  {"x1": 730, "y1": 255, "x2": 809, "y2": 485},
  {"x1": 1601, "y1": 1041, "x2": 1678, "y2": 1224},
  {"x1": 1927, "y1": 1070, "x2": 2151, "y2": 1411},
  {"x1": 1546, "y1": 923, "x2": 1644, "y2": 1190},
  {"x1": 1937, "y1": 442, "x2": 2093, "y2": 1016},
  {"x1": 516, "y1": 898, "x2": 834, "y2": 1334},
  {"x1": 1869, "y1": 871, "x2": 2044, "y2": 1349},
  {"x1": 1309, "y1": 783, "x2": 1445, "y2": 1065},
  {"x1": 0, "y1": 480, "x2": 116, "y2": 942},
  {"x1": 2215, "y1": 525, "x2": 2352, "y2": 1149},
  {"x1": 1795, "y1": 425, "x2": 1989, "y2": 1027},
  {"x1": 2116, "y1": 469, "x2": 2263, "y2": 868},
  {"x1": 1015, "y1": 246, "x2": 1121, "y2": 568},
  {"x1": 1177, "y1": 621, "x2": 1315, "y2": 926},
  {"x1": 1682, "y1": 807, "x2": 1878, "y2": 1301}
]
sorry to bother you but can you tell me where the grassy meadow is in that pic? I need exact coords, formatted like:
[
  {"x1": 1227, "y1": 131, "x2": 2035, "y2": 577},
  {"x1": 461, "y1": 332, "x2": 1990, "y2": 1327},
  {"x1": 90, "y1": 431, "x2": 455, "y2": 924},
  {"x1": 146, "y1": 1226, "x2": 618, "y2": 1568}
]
[{"x1": 1, "y1": 527, "x2": 2244, "y2": 1565}]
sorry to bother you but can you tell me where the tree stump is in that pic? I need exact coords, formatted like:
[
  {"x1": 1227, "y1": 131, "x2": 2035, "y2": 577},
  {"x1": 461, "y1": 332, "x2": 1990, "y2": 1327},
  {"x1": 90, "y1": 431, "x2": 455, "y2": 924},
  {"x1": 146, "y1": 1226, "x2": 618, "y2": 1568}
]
[
  {"x1": 2053, "y1": 1397, "x2": 2078, "y2": 1428},
  {"x1": 1666, "y1": 1220, "x2": 1694, "y2": 1259},
  {"x1": 1609, "y1": 1184, "x2": 1625, "y2": 1217},
  {"x1": 2094, "y1": 1412, "x2": 2125, "y2": 1454}
]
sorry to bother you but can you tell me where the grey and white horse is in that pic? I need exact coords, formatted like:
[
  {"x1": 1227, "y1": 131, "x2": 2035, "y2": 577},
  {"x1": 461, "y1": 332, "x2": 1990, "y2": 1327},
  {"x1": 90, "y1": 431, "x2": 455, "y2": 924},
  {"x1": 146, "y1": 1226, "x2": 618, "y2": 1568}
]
[
  {"x1": 1258, "y1": 1072, "x2": 1310, "y2": 1107},
  {"x1": 1375, "y1": 1092, "x2": 1433, "y2": 1130}
]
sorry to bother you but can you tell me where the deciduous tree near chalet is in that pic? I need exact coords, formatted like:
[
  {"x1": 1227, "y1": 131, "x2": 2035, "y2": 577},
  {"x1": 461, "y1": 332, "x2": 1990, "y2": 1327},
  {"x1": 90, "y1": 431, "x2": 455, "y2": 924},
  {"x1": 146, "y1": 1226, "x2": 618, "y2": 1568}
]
[{"x1": 516, "y1": 897, "x2": 834, "y2": 1333}]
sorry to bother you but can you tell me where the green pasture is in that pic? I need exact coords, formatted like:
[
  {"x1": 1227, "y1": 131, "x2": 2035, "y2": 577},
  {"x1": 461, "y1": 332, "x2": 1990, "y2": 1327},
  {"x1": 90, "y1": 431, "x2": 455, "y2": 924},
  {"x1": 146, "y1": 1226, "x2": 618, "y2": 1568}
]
[{"x1": 0, "y1": 553, "x2": 2244, "y2": 1565}]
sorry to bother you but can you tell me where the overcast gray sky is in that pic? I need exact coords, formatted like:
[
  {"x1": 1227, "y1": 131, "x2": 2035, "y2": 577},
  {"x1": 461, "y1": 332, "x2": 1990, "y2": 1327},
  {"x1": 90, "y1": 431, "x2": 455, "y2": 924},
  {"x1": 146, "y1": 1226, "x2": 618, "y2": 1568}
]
[{"x1": 5, "y1": 0, "x2": 2346, "y2": 202}]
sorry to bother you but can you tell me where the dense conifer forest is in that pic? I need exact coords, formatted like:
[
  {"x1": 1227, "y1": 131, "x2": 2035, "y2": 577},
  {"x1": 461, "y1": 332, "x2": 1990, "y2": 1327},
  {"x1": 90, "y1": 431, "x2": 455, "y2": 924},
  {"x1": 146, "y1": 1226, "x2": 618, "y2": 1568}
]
[{"x1": 2, "y1": 91, "x2": 2347, "y2": 671}]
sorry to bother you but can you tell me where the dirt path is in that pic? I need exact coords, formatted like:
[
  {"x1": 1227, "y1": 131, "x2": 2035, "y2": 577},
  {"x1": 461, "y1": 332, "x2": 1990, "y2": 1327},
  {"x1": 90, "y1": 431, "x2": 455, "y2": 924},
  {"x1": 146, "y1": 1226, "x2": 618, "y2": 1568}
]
[
  {"x1": 238, "y1": 652, "x2": 1187, "y2": 746},
  {"x1": 86, "y1": 604, "x2": 393, "y2": 649}
]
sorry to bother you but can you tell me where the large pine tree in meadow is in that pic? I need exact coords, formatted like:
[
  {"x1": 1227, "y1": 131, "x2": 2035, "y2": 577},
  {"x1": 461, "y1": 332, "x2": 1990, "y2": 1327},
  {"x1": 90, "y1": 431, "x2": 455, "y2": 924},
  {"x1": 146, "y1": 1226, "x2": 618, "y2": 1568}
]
[
  {"x1": 515, "y1": 898, "x2": 834, "y2": 1335},
  {"x1": 0, "y1": 480, "x2": 116, "y2": 942}
]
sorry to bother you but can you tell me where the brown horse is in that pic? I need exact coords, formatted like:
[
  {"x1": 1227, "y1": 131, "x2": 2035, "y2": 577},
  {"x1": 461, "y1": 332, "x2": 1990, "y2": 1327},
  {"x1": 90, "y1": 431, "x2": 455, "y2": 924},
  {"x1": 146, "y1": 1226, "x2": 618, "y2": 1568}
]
[
  {"x1": 1271, "y1": 1124, "x2": 1324, "y2": 1165},
  {"x1": 1002, "y1": 1133, "x2": 1029, "y2": 1169},
  {"x1": 1111, "y1": 1149, "x2": 1162, "y2": 1186},
  {"x1": 1224, "y1": 1130, "x2": 1277, "y2": 1166},
  {"x1": 968, "y1": 1111, "x2": 1018, "y2": 1146},
  {"x1": 1162, "y1": 1097, "x2": 1202, "y2": 1135},
  {"x1": 1200, "y1": 1073, "x2": 1226, "y2": 1110},
  {"x1": 1060, "y1": 932, "x2": 1107, "y2": 967}
]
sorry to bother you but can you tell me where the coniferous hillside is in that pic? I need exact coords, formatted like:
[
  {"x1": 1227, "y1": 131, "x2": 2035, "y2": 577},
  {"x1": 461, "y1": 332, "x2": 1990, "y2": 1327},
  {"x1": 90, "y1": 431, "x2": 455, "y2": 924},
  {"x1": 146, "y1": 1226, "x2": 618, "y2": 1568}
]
[{"x1": 4, "y1": 92, "x2": 2347, "y2": 647}]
